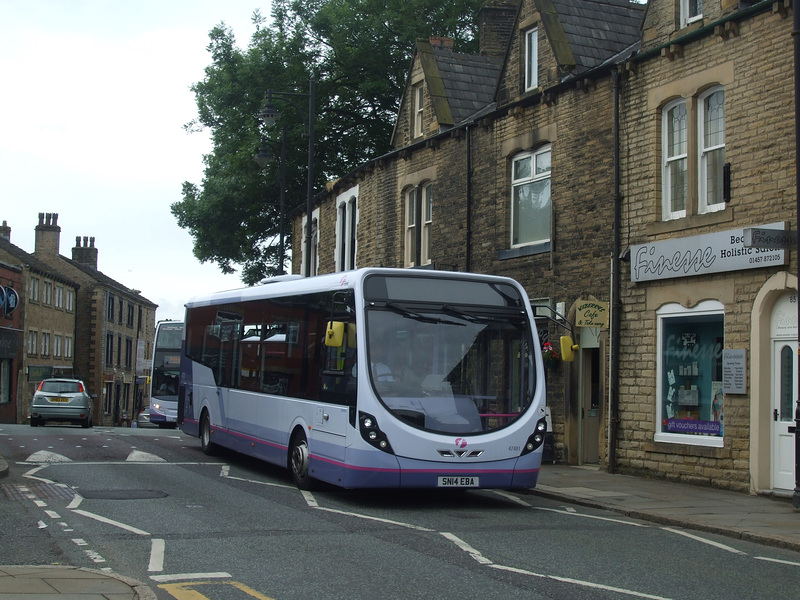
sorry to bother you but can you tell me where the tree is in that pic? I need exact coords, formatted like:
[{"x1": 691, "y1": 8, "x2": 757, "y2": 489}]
[{"x1": 172, "y1": 0, "x2": 485, "y2": 284}]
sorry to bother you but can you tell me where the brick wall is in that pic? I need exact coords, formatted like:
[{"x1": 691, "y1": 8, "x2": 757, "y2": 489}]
[{"x1": 617, "y1": 5, "x2": 795, "y2": 491}]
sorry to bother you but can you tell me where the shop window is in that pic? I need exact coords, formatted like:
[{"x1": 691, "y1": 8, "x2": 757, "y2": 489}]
[{"x1": 656, "y1": 300, "x2": 724, "y2": 447}]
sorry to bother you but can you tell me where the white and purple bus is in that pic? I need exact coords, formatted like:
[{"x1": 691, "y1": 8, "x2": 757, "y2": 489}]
[
  {"x1": 148, "y1": 320, "x2": 183, "y2": 428},
  {"x1": 178, "y1": 268, "x2": 573, "y2": 490}
]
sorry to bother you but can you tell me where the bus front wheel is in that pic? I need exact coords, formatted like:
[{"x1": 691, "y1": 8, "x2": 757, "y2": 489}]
[
  {"x1": 290, "y1": 431, "x2": 315, "y2": 490},
  {"x1": 200, "y1": 411, "x2": 216, "y2": 456}
]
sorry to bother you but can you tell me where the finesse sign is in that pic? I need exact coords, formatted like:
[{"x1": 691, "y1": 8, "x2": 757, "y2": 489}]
[{"x1": 631, "y1": 222, "x2": 787, "y2": 282}]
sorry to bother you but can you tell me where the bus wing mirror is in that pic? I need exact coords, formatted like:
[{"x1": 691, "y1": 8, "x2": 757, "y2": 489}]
[
  {"x1": 325, "y1": 321, "x2": 345, "y2": 347},
  {"x1": 560, "y1": 335, "x2": 579, "y2": 362}
]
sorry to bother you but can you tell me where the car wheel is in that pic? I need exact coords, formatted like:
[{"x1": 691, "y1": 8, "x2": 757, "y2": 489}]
[{"x1": 30, "y1": 417, "x2": 39, "y2": 427}]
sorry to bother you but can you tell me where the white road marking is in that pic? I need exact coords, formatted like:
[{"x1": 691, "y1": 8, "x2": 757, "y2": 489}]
[
  {"x1": 25, "y1": 450, "x2": 71, "y2": 462},
  {"x1": 535, "y1": 506, "x2": 648, "y2": 526},
  {"x1": 489, "y1": 563, "x2": 676, "y2": 599},
  {"x1": 149, "y1": 539, "x2": 166, "y2": 572},
  {"x1": 150, "y1": 572, "x2": 232, "y2": 583},
  {"x1": 71, "y1": 509, "x2": 150, "y2": 536},
  {"x1": 440, "y1": 532, "x2": 493, "y2": 564},
  {"x1": 754, "y1": 556, "x2": 800, "y2": 567},
  {"x1": 441, "y1": 531, "x2": 675, "y2": 599},
  {"x1": 126, "y1": 450, "x2": 166, "y2": 462},
  {"x1": 302, "y1": 491, "x2": 434, "y2": 531},
  {"x1": 85, "y1": 549, "x2": 106, "y2": 563},
  {"x1": 491, "y1": 489, "x2": 532, "y2": 506},
  {"x1": 661, "y1": 527, "x2": 746, "y2": 554}
]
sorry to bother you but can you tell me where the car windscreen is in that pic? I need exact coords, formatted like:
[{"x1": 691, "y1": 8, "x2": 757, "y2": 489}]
[{"x1": 41, "y1": 381, "x2": 80, "y2": 393}]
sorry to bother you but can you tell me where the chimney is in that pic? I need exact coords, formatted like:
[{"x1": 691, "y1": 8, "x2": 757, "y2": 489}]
[
  {"x1": 478, "y1": 1, "x2": 519, "y2": 60},
  {"x1": 72, "y1": 235, "x2": 99, "y2": 270},
  {"x1": 429, "y1": 36, "x2": 454, "y2": 50},
  {"x1": 0, "y1": 220, "x2": 10, "y2": 242},
  {"x1": 34, "y1": 212, "x2": 61, "y2": 255}
]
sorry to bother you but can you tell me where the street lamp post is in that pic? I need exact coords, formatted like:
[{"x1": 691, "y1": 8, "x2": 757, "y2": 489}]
[
  {"x1": 254, "y1": 127, "x2": 287, "y2": 275},
  {"x1": 257, "y1": 78, "x2": 316, "y2": 277}
]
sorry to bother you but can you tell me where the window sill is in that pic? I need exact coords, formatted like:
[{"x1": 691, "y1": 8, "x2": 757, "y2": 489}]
[
  {"x1": 646, "y1": 207, "x2": 733, "y2": 236},
  {"x1": 651, "y1": 433, "x2": 724, "y2": 450},
  {"x1": 498, "y1": 242, "x2": 550, "y2": 261}
]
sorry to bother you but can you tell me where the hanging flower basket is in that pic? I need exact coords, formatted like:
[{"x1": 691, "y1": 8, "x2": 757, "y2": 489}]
[{"x1": 542, "y1": 342, "x2": 560, "y2": 368}]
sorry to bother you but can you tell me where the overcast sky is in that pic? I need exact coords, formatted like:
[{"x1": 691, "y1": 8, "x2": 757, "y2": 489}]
[{"x1": 0, "y1": 1, "x2": 267, "y2": 321}]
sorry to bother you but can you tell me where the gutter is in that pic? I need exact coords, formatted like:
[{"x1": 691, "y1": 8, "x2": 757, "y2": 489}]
[{"x1": 630, "y1": 0, "x2": 776, "y2": 65}]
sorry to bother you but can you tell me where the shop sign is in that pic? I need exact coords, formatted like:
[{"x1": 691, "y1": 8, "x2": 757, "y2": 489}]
[
  {"x1": 630, "y1": 222, "x2": 787, "y2": 282},
  {"x1": 575, "y1": 300, "x2": 609, "y2": 328},
  {"x1": 28, "y1": 365, "x2": 53, "y2": 381},
  {"x1": 722, "y1": 349, "x2": 747, "y2": 395},
  {"x1": 0, "y1": 328, "x2": 19, "y2": 359},
  {"x1": 743, "y1": 227, "x2": 797, "y2": 249},
  {"x1": 2, "y1": 286, "x2": 19, "y2": 315}
]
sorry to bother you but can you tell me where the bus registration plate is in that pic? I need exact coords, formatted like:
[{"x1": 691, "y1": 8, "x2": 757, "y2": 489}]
[{"x1": 437, "y1": 476, "x2": 478, "y2": 487}]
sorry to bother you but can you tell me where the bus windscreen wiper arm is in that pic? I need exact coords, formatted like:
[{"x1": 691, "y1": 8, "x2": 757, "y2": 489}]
[{"x1": 385, "y1": 302, "x2": 465, "y2": 326}]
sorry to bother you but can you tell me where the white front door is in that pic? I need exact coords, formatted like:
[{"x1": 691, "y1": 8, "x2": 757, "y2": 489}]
[{"x1": 772, "y1": 339, "x2": 796, "y2": 491}]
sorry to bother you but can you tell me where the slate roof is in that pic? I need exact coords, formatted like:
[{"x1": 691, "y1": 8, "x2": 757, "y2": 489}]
[
  {"x1": 0, "y1": 236, "x2": 80, "y2": 289},
  {"x1": 432, "y1": 46, "x2": 502, "y2": 125},
  {"x1": 0, "y1": 236, "x2": 156, "y2": 306},
  {"x1": 548, "y1": 0, "x2": 644, "y2": 74},
  {"x1": 58, "y1": 254, "x2": 157, "y2": 306}
]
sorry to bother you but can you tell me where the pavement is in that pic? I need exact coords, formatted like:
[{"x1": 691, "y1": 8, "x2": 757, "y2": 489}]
[{"x1": 0, "y1": 456, "x2": 798, "y2": 598}]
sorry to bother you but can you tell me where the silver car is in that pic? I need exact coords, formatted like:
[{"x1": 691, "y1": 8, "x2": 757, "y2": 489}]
[{"x1": 30, "y1": 378, "x2": 93, "y2": 428}]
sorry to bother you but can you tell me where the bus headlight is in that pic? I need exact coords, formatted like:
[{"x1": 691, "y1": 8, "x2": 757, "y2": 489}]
[
  {"x1": 359, "y1": 411, "x2": 394, "y2": 454},
  {"x1": 520, "y1": 418, "x2": 548, "y2": 456}
]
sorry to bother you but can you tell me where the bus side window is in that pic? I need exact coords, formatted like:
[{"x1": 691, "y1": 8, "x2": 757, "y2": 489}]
[{"x1": 321, "y1": 321, "x2": 357, "y2": 406}]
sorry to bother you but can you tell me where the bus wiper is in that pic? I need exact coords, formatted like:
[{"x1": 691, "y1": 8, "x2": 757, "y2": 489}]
[
  {"x1": 385, "y1": 302, "x2": 465, "y2": 326},
  {"x1": 442, "y1": 304, "x2": 523, "y2": 325}
]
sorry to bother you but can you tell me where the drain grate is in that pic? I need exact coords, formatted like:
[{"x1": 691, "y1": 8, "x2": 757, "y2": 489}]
[{"x1": 1, "y1": 482, "x2": 76, "y2": 502}]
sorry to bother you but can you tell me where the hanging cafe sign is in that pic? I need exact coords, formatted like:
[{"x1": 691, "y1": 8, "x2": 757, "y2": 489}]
[
  {"x1": 630, "y1": 222, "x2": 788, "y2": 282},
  {"x1": 575, "y1": 300, "x2": 609, "y2": 328}
]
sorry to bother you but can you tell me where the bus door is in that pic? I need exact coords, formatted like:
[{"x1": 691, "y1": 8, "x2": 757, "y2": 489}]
[{"x1": 312, "y1": 297, "x2": 357, "y2": 484}]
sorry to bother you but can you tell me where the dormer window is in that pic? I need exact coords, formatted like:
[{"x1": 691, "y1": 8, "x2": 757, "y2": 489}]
[
  {"x1": 525, "y1": 27, "x2": 539, "y2": 91},
  {"x1": 412, "y1": 82, "x2": 424, "y2": 138},
  {"x1": 681, "y1": 0, "x2": 703, "y2": 28}
]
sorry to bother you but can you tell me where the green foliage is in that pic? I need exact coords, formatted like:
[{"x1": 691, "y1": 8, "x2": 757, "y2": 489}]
[{"x1": 172, "y1": 0, "x2": 484, "y2": 284}]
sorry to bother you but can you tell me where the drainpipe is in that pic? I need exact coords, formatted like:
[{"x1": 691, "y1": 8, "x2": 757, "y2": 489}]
[
  {"x1": 466, "y1": 124, "x2": 473, "y2": 273},
  {"x1": 793, "y1": 0, "x2": 800, "y2": 511},
  {"x1": 609, "y1": 67, "x2": 622, "y2": 474}
]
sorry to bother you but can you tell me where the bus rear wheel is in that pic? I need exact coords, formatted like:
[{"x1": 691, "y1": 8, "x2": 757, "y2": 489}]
[
  {"x1": 200, "y1": 411, "x2": 216, "y2": 456},
  {"x1": 290, "y1": 432, "x2": 315, "y2": 490}
]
